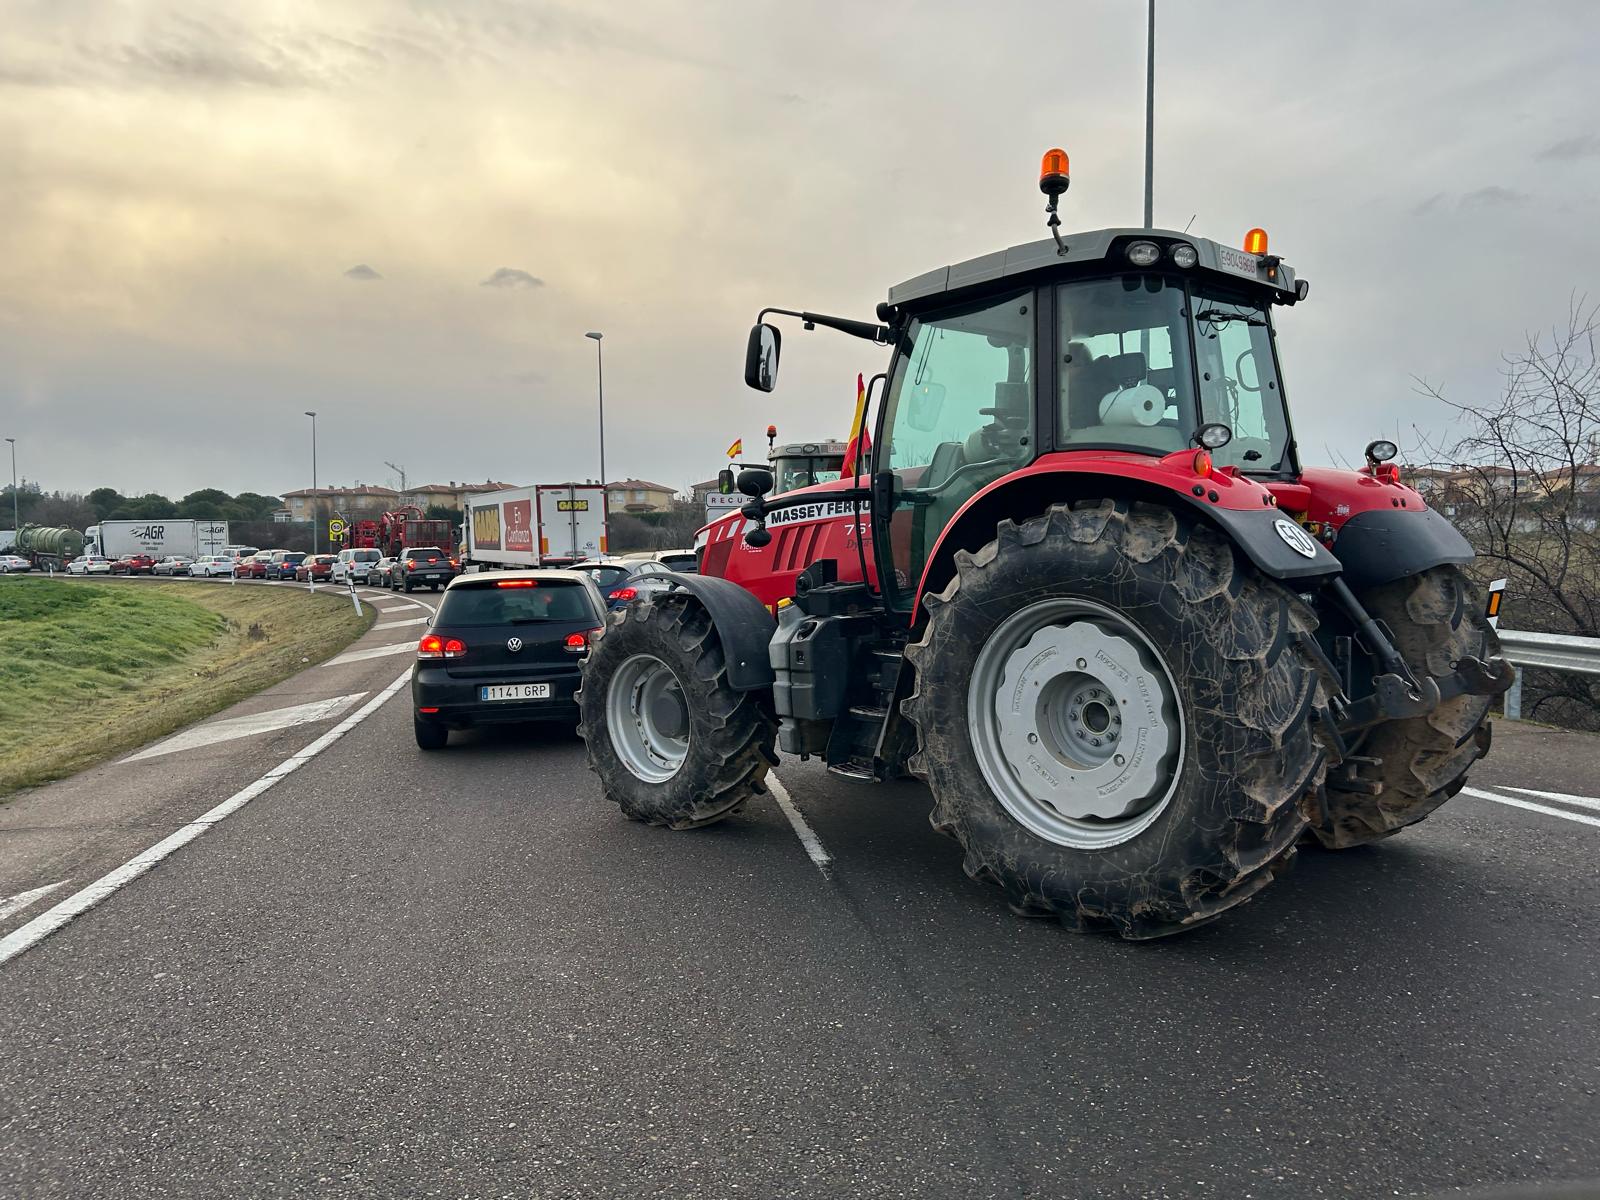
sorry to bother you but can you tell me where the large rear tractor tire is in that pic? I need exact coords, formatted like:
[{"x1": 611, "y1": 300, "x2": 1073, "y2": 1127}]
[
  {"x1": 578, "y1": 595, "x2": 778, "y2": 829},
  {"x1": 1310, "y1": 564, "x2": 1498, "y2": 848},
  {"x1": 902, "y1": 500, "x2": 1337, "y2": 939}
]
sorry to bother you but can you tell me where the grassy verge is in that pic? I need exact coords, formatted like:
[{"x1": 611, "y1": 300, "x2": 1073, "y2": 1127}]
[{"x1": 0, "y1": 579, "x2": 375, "y2": 797}]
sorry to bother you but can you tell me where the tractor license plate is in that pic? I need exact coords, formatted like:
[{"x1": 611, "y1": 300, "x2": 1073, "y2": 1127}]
[
  {"x1": 1214, "y1": 245, "x2": 1263, "y2": 280},
  {"x1": 480, "y1": 683, "x2": 551, "y2": 701}
]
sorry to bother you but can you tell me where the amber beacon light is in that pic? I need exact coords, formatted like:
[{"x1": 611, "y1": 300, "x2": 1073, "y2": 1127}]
[
  {"x1": 1039, "y1": 148, "x2": 1071, "y2": 196},
  {"x1": 1243, "y1": 227, "x2": 1269, "y2": 256}
]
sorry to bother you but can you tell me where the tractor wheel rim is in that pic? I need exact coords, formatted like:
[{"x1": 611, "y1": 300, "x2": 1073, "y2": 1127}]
[
  {"x1": 607, "y1": 653, "x2": 690, "y2": 783},
  {"x1": 967, "y1": 597, "x2": 1185, "y2": 850}
]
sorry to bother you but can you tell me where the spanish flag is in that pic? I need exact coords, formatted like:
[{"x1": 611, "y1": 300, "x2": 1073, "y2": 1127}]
[
  {"x1": 726, "y1": 437, "x2": 743, "y2": 459},
  {"x1": 841, "y1": 373, "x2": 872, "y2": 475}
]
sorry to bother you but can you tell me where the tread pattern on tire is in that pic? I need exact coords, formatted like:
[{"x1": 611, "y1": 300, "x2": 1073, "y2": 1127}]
[
  {"x1": 900, "y1": 499, "x2": 1337, "y2": 939},
  {"x1": 578, "y1": 595, "x2": 778, "y2": 830},
  {"x1": 1313, "y1": 564, "x2": 1497, "y2": 848}
]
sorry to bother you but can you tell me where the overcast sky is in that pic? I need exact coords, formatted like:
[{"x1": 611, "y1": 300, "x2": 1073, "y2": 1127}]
[{"x1": 3, "y1": 0, "x2": 1598, "y2": 501}]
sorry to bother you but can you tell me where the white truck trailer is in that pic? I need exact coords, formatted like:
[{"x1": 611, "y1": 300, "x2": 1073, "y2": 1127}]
[
  {"x1": 85, "y1": 519, "x2": 229, "y2": 560},
  {"x1": 464, "y1": 484, "x2": 608, "y2": 569}
]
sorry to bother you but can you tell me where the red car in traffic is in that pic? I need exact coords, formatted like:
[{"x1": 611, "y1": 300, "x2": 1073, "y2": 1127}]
[
  {"x1": 111, "y1": 554, "x2": 156, "y2": 575},
  {"x1": 294, "y1": 554, "x2": 336, "y2": 582},
  {"x1": 235, "y1": 552, "x2": 275, "y2": 579}
]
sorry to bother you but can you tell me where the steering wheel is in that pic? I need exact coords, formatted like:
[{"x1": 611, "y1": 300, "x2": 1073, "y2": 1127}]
[{"x1": 1233, "y1": 349, "x2": 1262, "y2": 393}]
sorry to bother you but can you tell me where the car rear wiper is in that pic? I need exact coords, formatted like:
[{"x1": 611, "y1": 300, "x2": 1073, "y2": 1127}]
[{"x1": 1195, "y1": 309, "x2": 1267, "y2": 327}]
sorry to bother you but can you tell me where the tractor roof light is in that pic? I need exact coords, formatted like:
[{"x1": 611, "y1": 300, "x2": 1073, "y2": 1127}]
[
  {"x1": 1126, "y1": 240, "x2": 1161, "y2": 267},
  {"x1": 1194, "y1": 423, "x2": 1233, "y2": 450},
  {"x1": 1364, "y1": 439, "x2": 1399, "y2": 465},
  {"x1": 1244, "y1": 227, "x2": 1269, "y2": 256},
  {"x1": 1039, "y1": 148, "x2": 1070, "y2": 196},
  {"x1": 1170, "y1": 243, "x2": 1198, "y2": 269}
]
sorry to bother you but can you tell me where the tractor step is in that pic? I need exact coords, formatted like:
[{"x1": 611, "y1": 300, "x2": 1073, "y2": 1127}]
[{"x1": 826, "y1": 759, "x2": 877, "y2": 782}]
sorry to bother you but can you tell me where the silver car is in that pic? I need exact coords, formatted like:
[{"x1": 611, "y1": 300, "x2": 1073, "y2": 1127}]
[{"x1": 152, "y1": 556, "x2": 194, "y2": 576}]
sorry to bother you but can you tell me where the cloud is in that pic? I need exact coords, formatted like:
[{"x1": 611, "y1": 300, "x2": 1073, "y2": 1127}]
[
  {"x1": 1536, "y1": 134, "x2": 1600, "y2": 161},
  {"x1": 1461, "y1": 185, "x2": 1528, "y2": 208},
  {"x1": 343, "y1": 263, "x2": 382, "y2": 281},
  {"x1": 1410, "y1": 193, "x2": 1445, "y2": 216},
  {"x1": 479, "y1": 267, "x2": 543, "y2": 289}
]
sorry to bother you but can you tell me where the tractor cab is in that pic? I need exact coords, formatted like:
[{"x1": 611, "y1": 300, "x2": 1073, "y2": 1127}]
[{"x1": 769, "y1": 439, "x2": 848, "y2": 495}]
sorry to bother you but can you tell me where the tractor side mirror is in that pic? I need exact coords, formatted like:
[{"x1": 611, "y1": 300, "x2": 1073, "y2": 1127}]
[
  {"x1": 736, "y1": 468, "x2": 774, "y2": 498},
  {"x1": 744, "y1": 323, "x2": 781, "y2": 392},
  {"x1": 717, "y1": 468, "x2": 735, "y2": 495},
  {"x1": 906, "y1": 382, "x2": 946, "y2": 432}
]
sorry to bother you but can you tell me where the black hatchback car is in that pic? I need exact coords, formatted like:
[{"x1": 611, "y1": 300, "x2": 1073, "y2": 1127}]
[
  {"x1": 410, "y1": 570, "x2": 607, "y2": 749},
  {"x1": 392, "y1": 546, "x2": 459, "y2": 592}
]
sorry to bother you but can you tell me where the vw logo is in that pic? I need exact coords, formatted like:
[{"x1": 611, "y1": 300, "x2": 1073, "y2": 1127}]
[
  {"x1": 1273, "y1": 518, "x2": 1320, "y2": 559},
  {"x1": 506, "y1": 637, "x2": 524, "y2": 653}
]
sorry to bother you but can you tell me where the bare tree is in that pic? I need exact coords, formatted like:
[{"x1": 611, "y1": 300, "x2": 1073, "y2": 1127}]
[{"x1": 1415, "y1": 300, "x2": 1600, "y2": 723}]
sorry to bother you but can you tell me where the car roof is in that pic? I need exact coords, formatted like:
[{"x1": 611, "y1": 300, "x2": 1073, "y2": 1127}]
[{"x1": 446, "y1": 568, "x2": 593, "y2": 589}]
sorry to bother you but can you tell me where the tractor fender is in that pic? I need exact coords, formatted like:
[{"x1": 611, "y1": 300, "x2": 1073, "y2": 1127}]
[
  {"x1": 1329, "y1": 506, "x2": 1474, "y2": 590},
  {"x1": 655, "y1": 574, "x2": 777, "y2": 691},
  {"x1": 913, "y1": 454, "x2": 1342, "y2": 612}
]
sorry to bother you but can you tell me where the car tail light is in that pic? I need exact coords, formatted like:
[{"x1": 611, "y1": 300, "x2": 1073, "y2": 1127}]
[
  {"x1": 417, "y1": 706, "x2": 440, "y2": 714},
  {"x1": 405, "y1": 560, "x2": 416, "y2": 569},
  {"x1": 449, "y1": 559, "x2": 459, "y2": 568},
  {"x1": 609, "y1": 587, "x2": 637, "y2": 601},
  {"x1": 417, "y1": 634, "x2": 464, "y2": 659},
  {"x1": 564, "y1": 629, "x2": 602, "y2": 653},
  {"x1": 496, "y1": 579, "x2": 537, "y2": 588}
]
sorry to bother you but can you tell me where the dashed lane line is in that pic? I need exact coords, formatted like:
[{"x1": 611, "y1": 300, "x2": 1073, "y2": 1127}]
[
  {"x1": 0, "y1": 881, "x2": 72, "y2": 923},
  {"x1": 326, "y1": 642, "x2": 422, "y2": 665},
  {"x1": 1462, "y1": 786, "x2": 1600, "y2": 831},
  {"x1": 1503, "y1": 785, "x2": 1600, "y2": 814},
  {"x1": 769, "y1": 774, "x2": 833, "y2": 876},
  {"x1": 373, "y1": 616, "x2": 429, "y2": 631},
  {"x1": 0, "y1": 669, "x2": 414, "y2": 969},
  {"x1": 121, "y1": 693, "x2": 367, "y2": 763}
]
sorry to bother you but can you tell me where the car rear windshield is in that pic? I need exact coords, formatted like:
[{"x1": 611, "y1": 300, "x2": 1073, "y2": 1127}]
[
  {"x1": 577, "y1": 565, "x2": 629, "y2": 588},
  {"x1": 437, "y1": 581, "x2": 596, "y2": 626},
  {"x1": 283, "y1": 553, "x2": 305, "y2": 564},
  {"x1": 408, "y1": 548, "x2": 444, "y2": 561}
]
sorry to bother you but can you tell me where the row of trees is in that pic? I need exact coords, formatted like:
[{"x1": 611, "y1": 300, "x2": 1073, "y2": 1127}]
[{"x1": 1, "y1": 485, "x2": 285, "y2": 531}]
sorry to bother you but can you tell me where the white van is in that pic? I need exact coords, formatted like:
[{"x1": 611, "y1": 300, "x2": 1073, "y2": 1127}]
[{"x1": 332, "y1": 547, "x2": 383, "y2": 584}]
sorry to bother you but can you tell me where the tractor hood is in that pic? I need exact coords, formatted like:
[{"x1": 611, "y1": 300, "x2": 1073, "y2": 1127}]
[{"x1": 886, "y1": 228, "x2": 1304, "y2": 312}]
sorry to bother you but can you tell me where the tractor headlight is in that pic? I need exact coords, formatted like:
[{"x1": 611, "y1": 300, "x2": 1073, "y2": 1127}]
[
  {"x1": 1125, "y1": 240, "x2": 1161, "y2": 267},
  {"x1": 1195, "y1": 423, "x2": 1234, "y2": 450},
  {"x1": 1170, "y1": 243, "x2": 1198, "y2": 269},
  {"x1": 1364, "y1": 439, "x2": 1398, "y2": 464}
]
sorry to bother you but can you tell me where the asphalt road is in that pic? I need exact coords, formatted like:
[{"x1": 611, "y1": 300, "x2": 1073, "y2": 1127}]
[{"x1": 2, "y1": 589, "x2": 1598, "y2": 1199}]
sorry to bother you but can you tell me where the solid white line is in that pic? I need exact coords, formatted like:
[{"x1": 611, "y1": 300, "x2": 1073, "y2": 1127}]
[
  {"x1": 0, "y1": 880, "x2": 72, "y2": 922},
  {"x1": 768, "y1": 775, "x2": 833, "y2": 876},
  {"x1": 120, "y1": 692, "x2": 367, "y2": 762},
  {"x1": 1503, "y1": 786, "x2": 1600, "y2": 814},
  {"x1": 325, "y1": 641, "x2": 418, "y2": 665},
  {"x1": 1461, "y1": 787, "x2": 1600, "y2": 830},
  {"x1": 373, "y1": 616, "x2": 428, "y2": 631},
  {"x1": 0, "y1": 669, "x2": 414, "y2": 969}
]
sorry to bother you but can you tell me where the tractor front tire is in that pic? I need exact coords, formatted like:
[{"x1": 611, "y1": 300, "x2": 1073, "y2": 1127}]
[
  {"x1": 578, "y1": 595, "x2": 778, "y2": 830},
  {"x1": 1311, "y1": 564, "x2": 1498, "y2": 848},
  {"x1": 903, "y1": 500, "x2": 1336, "y2": 939}
]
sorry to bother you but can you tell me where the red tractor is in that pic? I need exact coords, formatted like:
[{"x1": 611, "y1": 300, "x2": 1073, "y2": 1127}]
[{"x1": 577, "y1": 151, "x2": 1513, "y2": 938}]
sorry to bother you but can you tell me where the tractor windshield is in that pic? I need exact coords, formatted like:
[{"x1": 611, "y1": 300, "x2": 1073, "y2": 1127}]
[
  {"x1": 1057, "y1": 276, "x2": 1291, "y2": 472},
  {"x1": 1190, "y1": 290, "x2": 1291, "y2": 472}
]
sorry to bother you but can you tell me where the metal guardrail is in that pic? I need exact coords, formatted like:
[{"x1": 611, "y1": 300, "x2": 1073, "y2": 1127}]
[{"x1": 1496, "y1": 628, "x2": 1600, "y2": 719}]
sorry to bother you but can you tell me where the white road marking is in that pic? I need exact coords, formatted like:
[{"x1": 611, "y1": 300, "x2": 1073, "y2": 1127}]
[
  {"x1": 326, "y1": 641, "x2": 419, "y2": 665},
  {"x1": 0, "y1": 880, "x2": 71, "y2": 922},
  {"x1": 121, "y1": 693, "x2": 367, "y2": 763},
  {"x1": 769, "y1": 775, "x2": 833, "y2": 876},
  {"x1": 1504, "y1": 786, "x2": 1600, "y2": 814},
  {"x1": 1462, "y1": 786, "x2": 1600, "y2": 830},
  {"x1": 373, "y1": 616, "x2": 428, "y2": 631},
  {"x1": 0, "y1": 668, "x2": 414, "y2": 969}
]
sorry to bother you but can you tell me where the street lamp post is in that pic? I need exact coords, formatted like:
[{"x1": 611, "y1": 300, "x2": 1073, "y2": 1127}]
[
  {"x1": 585, "y1": 331, "x2": 606, "y2": 488},
  {"x1": 4, "y1": 438, "x2": 16, "y2": 534},
  {"x1": 1144, "y1": 0, "x2": 1155, "y2": 228},
  {"x1": 305, "y1": 411, "x2": 318, "y2": 555}
]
